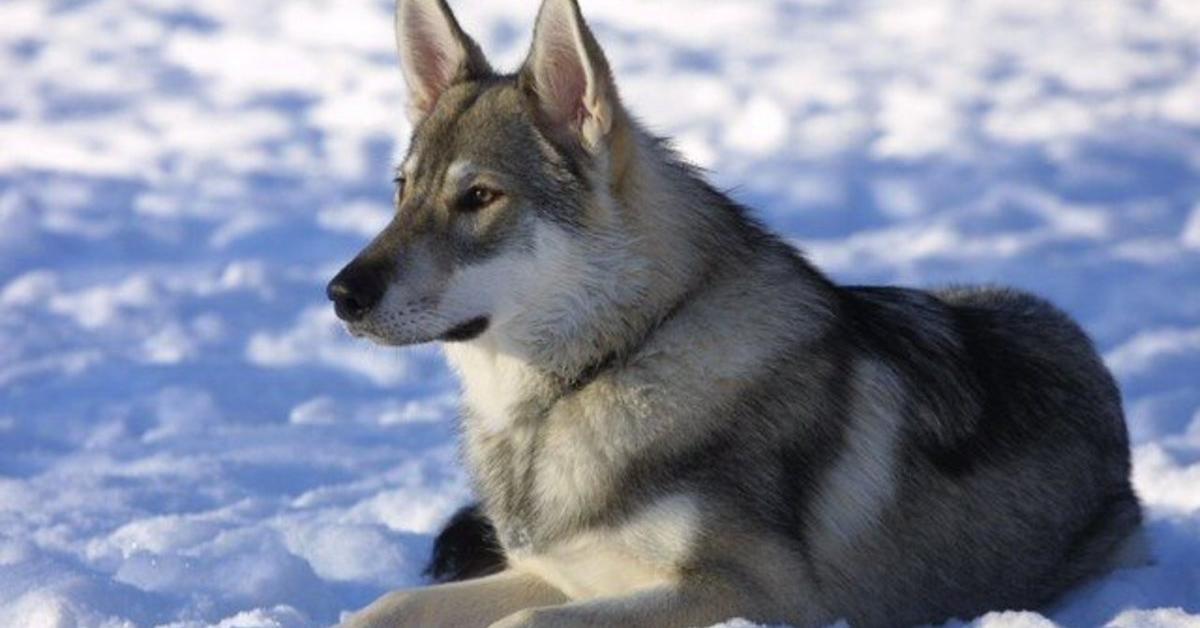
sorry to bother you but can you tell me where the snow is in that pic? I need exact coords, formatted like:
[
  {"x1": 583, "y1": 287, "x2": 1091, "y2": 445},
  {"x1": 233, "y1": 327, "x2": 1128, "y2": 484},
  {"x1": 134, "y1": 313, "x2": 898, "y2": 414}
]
[{"x1": 1, "y1": 0, "x2": 1198, "y2": 626}]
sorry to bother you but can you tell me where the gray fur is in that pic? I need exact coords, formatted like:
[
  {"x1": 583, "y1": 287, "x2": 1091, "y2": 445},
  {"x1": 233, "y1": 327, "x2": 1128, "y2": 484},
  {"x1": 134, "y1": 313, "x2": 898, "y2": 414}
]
[{"x1": 332, "y1": 1, "x2": 1143, "y2": 626}]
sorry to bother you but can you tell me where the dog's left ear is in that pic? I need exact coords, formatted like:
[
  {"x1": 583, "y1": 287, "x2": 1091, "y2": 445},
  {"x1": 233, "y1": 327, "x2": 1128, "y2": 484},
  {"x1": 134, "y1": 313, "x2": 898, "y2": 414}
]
[
  {"x1": 520, "y1": 0, "x2": 617, "y2": 153},
  {"x1": 395, "y1": 0, "x2": 491, "y2": 124}
]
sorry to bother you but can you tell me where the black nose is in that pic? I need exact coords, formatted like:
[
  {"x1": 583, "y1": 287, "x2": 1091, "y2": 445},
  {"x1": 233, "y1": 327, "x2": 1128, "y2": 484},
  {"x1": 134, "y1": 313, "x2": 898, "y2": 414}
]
[{"x1": 327, "y1": 265, "x2": 385, "y2": 322}]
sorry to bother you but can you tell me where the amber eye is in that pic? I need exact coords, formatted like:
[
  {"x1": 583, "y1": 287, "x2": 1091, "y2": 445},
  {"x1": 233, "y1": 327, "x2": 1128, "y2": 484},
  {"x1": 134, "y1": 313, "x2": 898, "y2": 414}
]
[
  {"x1": 392, "y1": 176, "x2": 406, "y2": 206},
  {"x1": 457, "y1": 185, "x2": 502, "y2": 213}
]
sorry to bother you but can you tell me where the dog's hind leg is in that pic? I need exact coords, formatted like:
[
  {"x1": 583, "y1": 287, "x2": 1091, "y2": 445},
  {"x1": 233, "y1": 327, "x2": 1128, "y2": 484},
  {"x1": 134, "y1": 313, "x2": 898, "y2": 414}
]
[{"x1": 342, "y1": 570, "x2": 569, "y2": 628}]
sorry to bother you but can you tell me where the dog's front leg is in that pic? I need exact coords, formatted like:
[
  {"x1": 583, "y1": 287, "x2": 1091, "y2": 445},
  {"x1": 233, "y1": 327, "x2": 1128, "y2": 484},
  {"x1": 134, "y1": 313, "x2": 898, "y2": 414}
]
[
  {"x1": 342, "y1": 569, "x2": 569, "y2": 628},
  {"x1": 488, "y1": 578, "x2": 817, "y2": 628}
]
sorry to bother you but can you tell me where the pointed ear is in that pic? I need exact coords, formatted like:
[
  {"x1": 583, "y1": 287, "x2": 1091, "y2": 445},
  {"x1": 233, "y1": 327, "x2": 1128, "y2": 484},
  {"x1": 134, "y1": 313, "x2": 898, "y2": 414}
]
[
  {"x1": 520, "y1": 0, "x2": 618, "y2": 152},
  {"x1": 395, "y1": 0, "x2": 491, "y2": 123}
]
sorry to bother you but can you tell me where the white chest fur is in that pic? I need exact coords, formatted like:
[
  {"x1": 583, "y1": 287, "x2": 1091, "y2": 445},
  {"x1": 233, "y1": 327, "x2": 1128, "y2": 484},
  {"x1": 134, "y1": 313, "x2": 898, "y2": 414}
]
[
  {"x1": 445, "y1": 336, "x2": 705, "y2": 599},
  {"x1": 443, "y1": 341, "x2": 543, "y2": 434}
]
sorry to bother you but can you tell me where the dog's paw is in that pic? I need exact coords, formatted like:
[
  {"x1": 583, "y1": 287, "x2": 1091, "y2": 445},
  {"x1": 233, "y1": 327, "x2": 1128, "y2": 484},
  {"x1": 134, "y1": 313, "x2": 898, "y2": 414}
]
[
  {"x1": 339, "y1": 590, "x2": 424, "y2": 628},
  {"x1": 489, "y1": 608, "x2": 551, "y2": 628}
]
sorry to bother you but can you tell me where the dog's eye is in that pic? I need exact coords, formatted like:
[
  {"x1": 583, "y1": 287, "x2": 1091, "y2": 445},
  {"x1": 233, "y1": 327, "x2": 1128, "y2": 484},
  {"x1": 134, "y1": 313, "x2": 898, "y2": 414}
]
[
  {"x1": 392, "y1": 176, "x2": 407, "y2": 205},
  {"x1": 457, "y1": 185, "x2": 502, "y2": 213}
]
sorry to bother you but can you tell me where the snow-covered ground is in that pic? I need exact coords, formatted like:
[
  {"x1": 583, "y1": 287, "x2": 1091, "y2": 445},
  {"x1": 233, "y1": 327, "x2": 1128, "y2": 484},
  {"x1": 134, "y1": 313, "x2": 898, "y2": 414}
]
[{"x1": 1, "y1": 0, "x2": 1198, "y2": 626}]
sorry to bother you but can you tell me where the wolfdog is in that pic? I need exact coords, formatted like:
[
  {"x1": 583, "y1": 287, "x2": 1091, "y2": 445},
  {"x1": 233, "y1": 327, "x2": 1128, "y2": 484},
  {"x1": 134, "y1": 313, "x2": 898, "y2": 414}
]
[{"x1": 328, "y1": 1, "x2": 1144, "y2": 625}]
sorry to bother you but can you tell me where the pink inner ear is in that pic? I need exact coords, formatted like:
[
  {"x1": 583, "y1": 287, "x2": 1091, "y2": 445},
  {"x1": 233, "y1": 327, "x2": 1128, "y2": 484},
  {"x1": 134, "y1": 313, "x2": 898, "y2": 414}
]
[
  {"x1": 548, "y1": 47, "x2": 587, "y2": 127},
  {"x1": 535, "y1": 16, "x2": 590, "y2": 129},
  {"x1": 401, "y1": 4, "x2": 462, "y2": 112},
  {"x1": 412, "y1": 37, "x2": 453, "y2": 96}
]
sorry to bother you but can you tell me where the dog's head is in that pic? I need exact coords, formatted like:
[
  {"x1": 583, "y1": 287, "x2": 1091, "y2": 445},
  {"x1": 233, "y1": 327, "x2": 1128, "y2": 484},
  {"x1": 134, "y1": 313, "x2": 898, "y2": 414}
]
[{"x1": 328, "y1": 0, "x2": 635, "y2": 353}]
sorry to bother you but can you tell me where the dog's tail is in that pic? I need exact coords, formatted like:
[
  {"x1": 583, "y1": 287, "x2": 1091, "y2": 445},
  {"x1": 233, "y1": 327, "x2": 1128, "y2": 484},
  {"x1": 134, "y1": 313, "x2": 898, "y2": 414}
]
[{"x1": 423, "y1": 502, "x2": 507, "y2": 583}]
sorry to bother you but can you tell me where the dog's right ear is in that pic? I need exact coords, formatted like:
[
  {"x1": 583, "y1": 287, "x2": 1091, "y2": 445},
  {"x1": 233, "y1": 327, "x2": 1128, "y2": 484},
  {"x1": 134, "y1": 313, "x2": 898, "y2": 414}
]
[{"x1": 395, "y1": 0, "x2": 491, "y2": 124}]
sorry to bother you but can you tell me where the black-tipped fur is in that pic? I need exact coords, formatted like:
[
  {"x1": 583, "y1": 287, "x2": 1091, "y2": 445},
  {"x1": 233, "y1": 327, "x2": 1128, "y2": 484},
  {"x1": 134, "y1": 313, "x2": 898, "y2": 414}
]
[{"x1": 424, "y1": 503, "x2": 506, "y2": 584}]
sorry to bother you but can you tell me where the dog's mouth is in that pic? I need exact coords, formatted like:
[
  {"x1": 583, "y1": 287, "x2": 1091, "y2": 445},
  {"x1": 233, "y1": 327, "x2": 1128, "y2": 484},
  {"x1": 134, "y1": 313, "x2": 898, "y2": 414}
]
[
  {"x1": 439, "y1": 316, "x2": 490, "y2": 342},
  {"x1": 346, "y1": 316, "x2": 490, "y2": 346}
]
